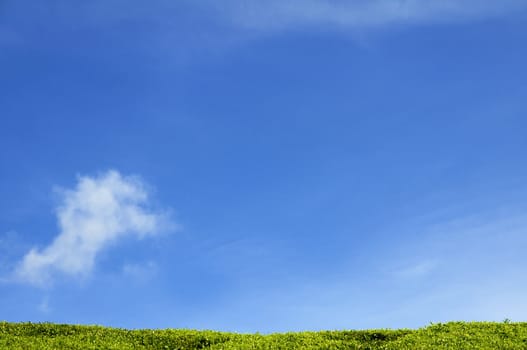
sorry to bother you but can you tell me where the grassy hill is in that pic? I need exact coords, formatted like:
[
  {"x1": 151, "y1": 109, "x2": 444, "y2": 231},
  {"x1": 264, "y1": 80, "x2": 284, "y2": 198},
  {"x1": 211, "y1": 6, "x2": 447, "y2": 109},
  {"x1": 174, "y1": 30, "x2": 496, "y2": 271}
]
[{"x1": 1, "y1": 321, "x2": 526, "y2": 349}]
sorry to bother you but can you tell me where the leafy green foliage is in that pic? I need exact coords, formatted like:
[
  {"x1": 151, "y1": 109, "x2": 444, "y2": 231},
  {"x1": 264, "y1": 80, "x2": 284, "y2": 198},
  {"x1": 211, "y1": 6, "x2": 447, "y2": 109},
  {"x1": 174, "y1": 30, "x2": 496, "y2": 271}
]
[{"x1": 0, "y1": 321, "x2": 526, "y2": 349}]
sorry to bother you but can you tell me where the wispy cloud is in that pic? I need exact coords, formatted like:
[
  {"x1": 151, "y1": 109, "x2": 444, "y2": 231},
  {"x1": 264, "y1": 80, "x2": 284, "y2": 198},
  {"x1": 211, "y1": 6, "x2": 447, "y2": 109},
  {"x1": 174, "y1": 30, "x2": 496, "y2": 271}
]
[
  {"x1": 14, "y1": 170, "x2": 172, "y2": 287},
  {"x1": 122, "y1": 261, "x2": 158, "y2": 284},
  {"x1": 38, "y1": 296, "x2": 51, "y2": 313},
  {"x1": 0, "y1": 231, "x2": 25, "y2": 279},
  {"x1": 197, "y1": 202, "x2": 527, "y2": 332},
  {"x1": 211, "y1": 0, "x2": 527, "y2": 31},
  {"x1": 3, "y1": 0, "x2": 525, "y2": 58},
  {"x1": 0, "y1": 28, "x2": 22, "y2": 46},
  {"x1": 392, "y1": 260, "x2": 439, "y2": 279}
]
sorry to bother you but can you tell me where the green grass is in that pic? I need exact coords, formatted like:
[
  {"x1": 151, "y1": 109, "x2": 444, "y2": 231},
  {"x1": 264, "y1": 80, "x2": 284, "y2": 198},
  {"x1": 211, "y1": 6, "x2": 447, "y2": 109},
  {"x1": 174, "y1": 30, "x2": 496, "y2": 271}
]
[{"x1": 1, "y1": 321, "x2": 527, "y2": 349}]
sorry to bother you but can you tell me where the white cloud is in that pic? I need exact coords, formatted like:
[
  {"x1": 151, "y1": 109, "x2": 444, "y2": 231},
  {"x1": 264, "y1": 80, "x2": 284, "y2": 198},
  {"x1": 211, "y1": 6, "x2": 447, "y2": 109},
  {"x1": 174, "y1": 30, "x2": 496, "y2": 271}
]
[
  {"x1": 210, "y1": 0, "x2": 527, "y2": 31},
  {"x1": 14, "y1": 170, "x2": 171, "y2": 287}
]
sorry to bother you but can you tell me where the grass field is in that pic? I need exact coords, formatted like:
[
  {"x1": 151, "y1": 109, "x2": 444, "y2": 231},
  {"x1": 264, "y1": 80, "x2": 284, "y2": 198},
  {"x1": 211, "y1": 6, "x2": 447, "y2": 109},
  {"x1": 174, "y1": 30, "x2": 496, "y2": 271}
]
[{"x1": 1, "y1": 321, "x2": 527, "y2": 349}]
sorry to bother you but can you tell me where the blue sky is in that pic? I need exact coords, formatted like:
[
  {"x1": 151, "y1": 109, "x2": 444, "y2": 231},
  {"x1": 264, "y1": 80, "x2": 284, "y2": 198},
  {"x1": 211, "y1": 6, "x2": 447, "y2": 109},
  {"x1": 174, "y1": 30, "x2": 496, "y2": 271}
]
[{"x1": 1, "y1": 0, "x2": 527, "y2": 333}]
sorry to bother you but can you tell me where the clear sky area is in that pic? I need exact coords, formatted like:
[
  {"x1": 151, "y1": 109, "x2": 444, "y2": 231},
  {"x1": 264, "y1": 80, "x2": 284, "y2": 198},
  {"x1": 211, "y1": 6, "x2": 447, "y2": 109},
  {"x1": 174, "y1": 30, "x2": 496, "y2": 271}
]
[{"x1": 1, "y1": 1, "x2": 527, "y2": 333}]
